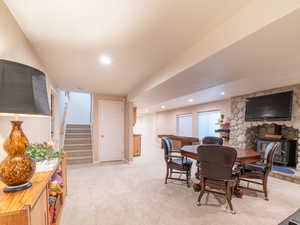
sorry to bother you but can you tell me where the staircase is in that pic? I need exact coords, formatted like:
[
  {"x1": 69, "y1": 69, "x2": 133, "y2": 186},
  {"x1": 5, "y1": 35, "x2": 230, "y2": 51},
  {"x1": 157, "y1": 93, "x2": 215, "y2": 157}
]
[{"x1": 64, "y1": 124, "x2": 93, "y2": 165}]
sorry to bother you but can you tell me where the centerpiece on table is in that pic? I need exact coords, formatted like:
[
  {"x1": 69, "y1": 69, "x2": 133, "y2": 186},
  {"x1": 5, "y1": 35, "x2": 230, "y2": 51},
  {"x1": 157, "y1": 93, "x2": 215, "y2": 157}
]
[{"x1": 27, "y1": 142, "x2": 63, "y2": 172}]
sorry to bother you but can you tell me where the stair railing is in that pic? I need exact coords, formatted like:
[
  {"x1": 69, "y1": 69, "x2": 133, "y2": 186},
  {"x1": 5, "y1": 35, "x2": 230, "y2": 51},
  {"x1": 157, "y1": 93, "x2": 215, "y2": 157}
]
[{"x1": 59, "y1": 91, "x2": 70, "y2": 149}]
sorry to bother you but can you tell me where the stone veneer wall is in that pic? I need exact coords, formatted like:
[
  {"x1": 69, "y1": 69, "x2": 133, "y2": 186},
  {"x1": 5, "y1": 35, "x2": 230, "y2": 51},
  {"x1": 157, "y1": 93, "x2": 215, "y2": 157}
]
[{"x1": 229, "y1": 84, "x2": 300, "y2": 171}]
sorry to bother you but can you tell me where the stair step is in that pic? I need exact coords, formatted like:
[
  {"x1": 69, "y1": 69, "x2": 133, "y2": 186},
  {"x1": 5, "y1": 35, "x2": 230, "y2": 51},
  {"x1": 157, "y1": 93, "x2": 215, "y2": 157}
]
[
  {"x1": 65, "y1": 133, "x2": 91, "y2": 138},
  {"x1": 65, "y1": 129, "x2": 91, "y2": 133},
  {"x1": 66, "y1": 126, "x2": 90, "y2": 130},
  {"x1": 63, "y1": 144, "x2": 92, "y2": 150},
  {"x1": 67, "y1": 124, "x2": 90, "y2": 129},
  {"x1": 64, "y1": 124, "x2": 92, "y2": 165},
  {"x1": 67, "y1": 156, "x2": 93, "y2": 165},
  {"x1": 64, "y1": 137, "x2": 91, "y2": 140},
  {"x1": 64, "y1": 138, "x2": 91, "y2": 145},
  {"x1": 65, "y1": 150, "x2": 92, "y2": 157}
]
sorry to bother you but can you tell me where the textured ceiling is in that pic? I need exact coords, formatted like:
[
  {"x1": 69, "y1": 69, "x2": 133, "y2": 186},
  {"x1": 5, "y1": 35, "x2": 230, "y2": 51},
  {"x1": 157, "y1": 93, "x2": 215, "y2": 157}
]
[
  {"x1": 4, "y1": 0, "x2": 249, "y2": 95},
  {"x1": 135, "y1": 8, "x2": 300, "y2": 111}
]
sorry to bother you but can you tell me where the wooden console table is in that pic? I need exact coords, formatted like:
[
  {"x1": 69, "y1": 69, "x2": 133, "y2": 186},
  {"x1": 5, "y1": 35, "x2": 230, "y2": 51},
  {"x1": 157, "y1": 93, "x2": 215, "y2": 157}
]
[{"x1": 0, "y1": 155, "x2": 67, "y2": 225}]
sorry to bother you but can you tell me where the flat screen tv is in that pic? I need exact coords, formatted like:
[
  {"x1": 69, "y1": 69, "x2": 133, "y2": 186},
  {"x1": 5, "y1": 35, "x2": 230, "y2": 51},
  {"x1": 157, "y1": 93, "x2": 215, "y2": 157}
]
[{"x1": 245, "y1": 91, "x2": 293, "y2": 121}]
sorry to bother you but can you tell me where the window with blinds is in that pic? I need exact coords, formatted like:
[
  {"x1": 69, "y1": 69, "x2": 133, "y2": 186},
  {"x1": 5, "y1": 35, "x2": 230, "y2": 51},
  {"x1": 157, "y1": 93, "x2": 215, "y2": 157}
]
[
  {"x1": 197, "y1": 111, "x2": 220, "y2": 139},
  {"x1": 176, "y1": 114, "x2": 193, "y2": 137}
]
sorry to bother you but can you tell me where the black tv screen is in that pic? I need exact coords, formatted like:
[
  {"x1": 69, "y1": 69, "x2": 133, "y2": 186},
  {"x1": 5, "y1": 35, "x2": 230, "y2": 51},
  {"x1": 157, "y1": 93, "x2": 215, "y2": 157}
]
[{"x1": 245, "y1": 91, "x2": 293, "y2": 121}]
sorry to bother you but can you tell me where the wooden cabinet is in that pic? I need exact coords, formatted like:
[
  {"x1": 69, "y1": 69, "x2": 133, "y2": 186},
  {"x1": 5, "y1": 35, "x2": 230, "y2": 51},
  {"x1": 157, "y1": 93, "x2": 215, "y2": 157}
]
[
  {"x1": 0, "y1": 156, "x2": 67, "y2": 225},
  {"x1": 31, "y1": 189, "x2": 48, "y2": 225},
  {"x1": 133, "y1": 135, "x2": 141, "y2": 157}
]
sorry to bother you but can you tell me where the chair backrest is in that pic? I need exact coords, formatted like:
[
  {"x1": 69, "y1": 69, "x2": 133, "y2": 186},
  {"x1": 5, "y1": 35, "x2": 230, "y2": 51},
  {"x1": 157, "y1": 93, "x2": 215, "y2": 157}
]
[
  {"x1": 161, "y1": 138, "x2": 173, "y2": 163},
  {"x1": 197, "y1": 145, "x2": 237, "y2": 180},
  {"x1": 202, "y1": 136, "x2": 223, "y2": 145},
  {"x1": 265, "y1": 142, "x2": 280, "y2": 172}
]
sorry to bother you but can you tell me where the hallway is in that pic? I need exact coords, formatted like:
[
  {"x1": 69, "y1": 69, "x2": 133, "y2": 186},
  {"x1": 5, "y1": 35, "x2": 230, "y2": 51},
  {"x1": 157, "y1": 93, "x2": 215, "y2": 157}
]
[{"x1": 61, "y1": 143, "x2": 300, "y2": 225}]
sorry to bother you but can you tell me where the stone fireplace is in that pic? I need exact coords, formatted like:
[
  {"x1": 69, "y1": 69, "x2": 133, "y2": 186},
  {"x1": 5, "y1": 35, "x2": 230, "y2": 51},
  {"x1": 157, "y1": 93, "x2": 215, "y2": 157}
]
[
  {"x1": 245, "y1": 124, "x2": 298, "y2": 167},
  {"x1": 229, "y1": 84, "x2": 300, "y2": 171},
  {"x1": 244, "y1": 124, "x2": 299, "y2": 150}
]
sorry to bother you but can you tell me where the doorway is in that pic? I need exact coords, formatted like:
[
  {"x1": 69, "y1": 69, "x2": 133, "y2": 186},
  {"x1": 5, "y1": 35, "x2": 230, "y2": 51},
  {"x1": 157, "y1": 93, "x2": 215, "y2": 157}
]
[{"x1": 98, "y1": 100, "x2": 124, "y2": 161}]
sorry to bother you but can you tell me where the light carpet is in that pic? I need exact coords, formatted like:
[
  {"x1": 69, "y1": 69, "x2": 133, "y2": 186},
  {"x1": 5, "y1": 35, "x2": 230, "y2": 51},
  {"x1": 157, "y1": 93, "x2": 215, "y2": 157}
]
[{"x1": 61, "y1": 145, "x2": 300, "y2": 225}]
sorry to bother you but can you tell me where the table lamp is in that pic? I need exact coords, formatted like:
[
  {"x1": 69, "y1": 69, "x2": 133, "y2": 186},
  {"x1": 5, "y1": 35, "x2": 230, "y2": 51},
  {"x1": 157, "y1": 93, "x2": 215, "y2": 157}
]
[{"x1": 0, "y1": 59, "x2": 50, "y2": 192}]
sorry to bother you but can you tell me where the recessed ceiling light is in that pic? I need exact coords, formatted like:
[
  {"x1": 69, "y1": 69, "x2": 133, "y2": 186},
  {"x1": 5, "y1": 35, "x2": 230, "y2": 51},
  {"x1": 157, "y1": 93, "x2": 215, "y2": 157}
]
[
  {"x1": 221, "y1": 92, "x2": 225, "y2": 96},
  {"x1": 161, "y1": 105, "x2": 165, "y2": 109},
  {"x1": 99, "y1": 55, "x2": 112, "y2": 65},
  {"x1": 188, "y1": 98, "x2": 194, "y2": 102}
]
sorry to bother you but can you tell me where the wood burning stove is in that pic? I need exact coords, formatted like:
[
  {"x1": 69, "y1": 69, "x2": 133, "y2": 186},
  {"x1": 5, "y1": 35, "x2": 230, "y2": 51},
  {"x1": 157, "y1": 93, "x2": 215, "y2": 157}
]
[{"x1": 256, "y1": 137, "x2": 297, "y2": 167}]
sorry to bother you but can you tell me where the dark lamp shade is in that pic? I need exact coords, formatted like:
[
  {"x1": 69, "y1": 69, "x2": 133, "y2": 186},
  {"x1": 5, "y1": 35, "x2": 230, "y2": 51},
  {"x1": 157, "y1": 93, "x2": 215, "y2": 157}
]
[{"x1": 0, "y1": 59, "x2": 50, "y2": 116}]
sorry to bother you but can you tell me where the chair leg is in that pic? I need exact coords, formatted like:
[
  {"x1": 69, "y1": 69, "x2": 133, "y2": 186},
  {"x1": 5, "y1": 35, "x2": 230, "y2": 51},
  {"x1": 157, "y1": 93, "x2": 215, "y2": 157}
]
[
  {"x1": 205, "y1": 192, "x2": 210, "y2": 205},
  {"x1": 263, "y1": 177, "x2": 269, "y2": 201},
  {"x1": 197, "y1": 178, "x2": 206, "y2": 206},
  {"x1": 186, "y1": 169, "x2": 190, "y2": 188},
  {"x1": 165, "y1": 167, "x2": 169, "y2": 184},
  {"x1": 225, "y1": 182, "x2": 235, "y2": 214},
  {"x1": 196, "y1": 160, "x2": 200, "y2": 179}
]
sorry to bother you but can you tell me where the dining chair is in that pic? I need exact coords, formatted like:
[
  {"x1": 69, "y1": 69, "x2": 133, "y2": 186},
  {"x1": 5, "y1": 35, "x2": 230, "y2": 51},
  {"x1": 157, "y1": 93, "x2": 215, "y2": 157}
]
[
  {"x1": 161, "y1": 137, "x2": 193, "y2": 187},
  {"x1": 196, "y1": 145, "x2": 238, "y2": 214},
  {"x1": 195, "y1": 136, "x2": 224, "y2": 179},
  {"x1": 202, "y1": 136, "x2": 224, "y2": 145},
  {"x1": 240, "y1": 142, "x2": 280, "y2": 200}
]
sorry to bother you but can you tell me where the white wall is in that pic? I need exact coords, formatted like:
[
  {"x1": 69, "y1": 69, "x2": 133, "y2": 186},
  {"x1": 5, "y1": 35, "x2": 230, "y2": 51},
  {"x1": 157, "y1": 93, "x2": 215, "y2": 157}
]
[
  {"x1": 51, "y1": 89, "x2": 63, "y2": 150},
  {"x1": 155, "y1": 99, "x2": 231, "y2": 137},
  {"x1": 0, "y1": 2, "x2": 54, "y2": 160},
  {"x1": 67, "y1": 92, "x2": 91, "y2": 124},
  {"x1": 59, "y1": 91, "x2": 66, "y2": 123},
  {"x1": 0, "y1": 115, "x2": 51, "y2": 144},
  {"x1": 133, "y1": 100, "x2": 230, "y2": 148},
  {"x1": 134, "y1": 113, "x2": 156, "y2": 148}
]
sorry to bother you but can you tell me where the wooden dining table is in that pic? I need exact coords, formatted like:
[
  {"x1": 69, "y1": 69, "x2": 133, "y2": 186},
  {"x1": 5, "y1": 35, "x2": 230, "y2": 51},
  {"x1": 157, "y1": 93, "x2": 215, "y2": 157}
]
[
  {"x1": 181, "y1": 145, "x2": 261, "y2": 165},
  {"x1": 180, "y1": 145, "x2": 261, "y2": 197}
]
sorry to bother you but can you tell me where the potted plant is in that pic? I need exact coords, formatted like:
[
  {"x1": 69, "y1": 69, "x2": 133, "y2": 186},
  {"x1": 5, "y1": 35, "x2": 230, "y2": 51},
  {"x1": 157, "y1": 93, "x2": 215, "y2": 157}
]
[{"x1": 27, "y1": 142, "x2": 63, "y2": 171}]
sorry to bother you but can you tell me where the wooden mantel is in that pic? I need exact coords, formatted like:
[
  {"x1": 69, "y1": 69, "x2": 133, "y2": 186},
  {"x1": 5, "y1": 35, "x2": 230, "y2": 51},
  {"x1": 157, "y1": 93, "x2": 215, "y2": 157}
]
[{"x1": 0, "y1": 156, "x2": 67, "y2": 225}]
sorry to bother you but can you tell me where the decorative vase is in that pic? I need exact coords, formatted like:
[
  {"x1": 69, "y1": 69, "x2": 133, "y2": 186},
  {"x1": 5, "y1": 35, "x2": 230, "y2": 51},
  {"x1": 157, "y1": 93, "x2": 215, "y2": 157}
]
[{"x1": 0, "y1": 121, "x2": 36, "y2": 192}]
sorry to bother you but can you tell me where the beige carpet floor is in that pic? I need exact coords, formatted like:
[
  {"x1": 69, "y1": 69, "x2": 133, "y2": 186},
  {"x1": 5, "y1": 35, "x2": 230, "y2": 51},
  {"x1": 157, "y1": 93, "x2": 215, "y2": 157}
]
[{"x1": 61, "y1": 145, "x2": 300, "y2": 225}]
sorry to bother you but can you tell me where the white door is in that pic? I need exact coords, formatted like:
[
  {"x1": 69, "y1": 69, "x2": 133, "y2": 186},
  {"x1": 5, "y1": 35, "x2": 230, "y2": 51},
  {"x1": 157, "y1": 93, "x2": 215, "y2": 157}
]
[{"x1": 99, "y1": 100, "x2": 124, "y2": 161}]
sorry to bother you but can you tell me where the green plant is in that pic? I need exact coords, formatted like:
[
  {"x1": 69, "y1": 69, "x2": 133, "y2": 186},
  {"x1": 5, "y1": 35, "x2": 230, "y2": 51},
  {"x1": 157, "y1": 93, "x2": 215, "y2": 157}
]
[{"x1": 27, "y1": 142, "x2": 63, "y2": 162}]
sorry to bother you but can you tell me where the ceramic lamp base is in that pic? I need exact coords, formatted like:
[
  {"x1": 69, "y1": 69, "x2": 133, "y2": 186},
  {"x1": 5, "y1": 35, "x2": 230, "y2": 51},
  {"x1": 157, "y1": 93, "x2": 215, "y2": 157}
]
[{"x1": 3, "y1": 182, "x2": 32, "y2": 193}]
